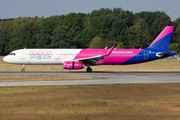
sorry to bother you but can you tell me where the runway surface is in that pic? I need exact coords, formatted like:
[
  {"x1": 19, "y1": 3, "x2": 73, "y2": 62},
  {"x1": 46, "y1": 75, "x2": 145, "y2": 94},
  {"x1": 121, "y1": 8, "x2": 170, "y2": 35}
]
[{"x1": 0, "y1": 71, "x2": 180, "y2": 86}]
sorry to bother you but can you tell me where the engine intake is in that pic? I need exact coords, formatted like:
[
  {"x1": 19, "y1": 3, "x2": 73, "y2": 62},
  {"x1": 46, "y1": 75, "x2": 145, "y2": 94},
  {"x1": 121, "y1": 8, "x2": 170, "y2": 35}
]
[{"x1": 64, "y1": 61, "x2": 84, "y2": 69}]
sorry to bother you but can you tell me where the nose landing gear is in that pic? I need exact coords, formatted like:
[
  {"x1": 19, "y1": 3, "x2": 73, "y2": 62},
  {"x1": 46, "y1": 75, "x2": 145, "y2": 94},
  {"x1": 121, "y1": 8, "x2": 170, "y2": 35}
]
[{"x1": 21, "y1": 64, "x2": 25, "y2": 72}]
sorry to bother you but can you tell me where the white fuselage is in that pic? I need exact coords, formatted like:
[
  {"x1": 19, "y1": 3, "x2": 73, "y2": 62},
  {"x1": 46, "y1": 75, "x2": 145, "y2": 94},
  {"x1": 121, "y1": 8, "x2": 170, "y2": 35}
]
[{"x1": 3, "y1": 49, "x2": 81, "y2": 65}]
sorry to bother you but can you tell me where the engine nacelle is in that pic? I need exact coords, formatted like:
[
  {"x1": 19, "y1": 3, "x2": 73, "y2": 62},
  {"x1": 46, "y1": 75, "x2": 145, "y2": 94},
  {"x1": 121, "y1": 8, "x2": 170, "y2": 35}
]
[{"x1": 63, "y1": 61, "x2": 84, "y2": 69}]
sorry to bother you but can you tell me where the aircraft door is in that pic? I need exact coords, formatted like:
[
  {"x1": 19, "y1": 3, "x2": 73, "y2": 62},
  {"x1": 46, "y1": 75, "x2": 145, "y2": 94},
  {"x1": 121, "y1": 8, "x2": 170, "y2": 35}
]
[
  {"x1": 55, "y1": 51, "x2": 60, "y2": 63},
  {"x1": 144, "y1": 50, "x2": 148, "y2": 59},
  {"x1": 20, "y1": 49, "x2": 25, "y2": 59},
  {"x1": 55, "y1": 52, "x2": 60, "y2": 59}
]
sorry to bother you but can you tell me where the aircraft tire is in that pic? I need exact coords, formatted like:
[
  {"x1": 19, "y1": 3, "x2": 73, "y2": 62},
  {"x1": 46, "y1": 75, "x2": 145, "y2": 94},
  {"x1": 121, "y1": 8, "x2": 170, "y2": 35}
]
[{"x1": 86, "y1": 67, "x2": 92, "y2": 72}]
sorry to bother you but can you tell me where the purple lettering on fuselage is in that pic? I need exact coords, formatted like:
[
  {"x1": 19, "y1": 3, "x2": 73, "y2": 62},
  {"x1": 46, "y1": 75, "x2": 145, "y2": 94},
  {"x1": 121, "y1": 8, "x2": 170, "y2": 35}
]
[{"x1": 30, "y1": 50, "x2": 52, "y2": 60}]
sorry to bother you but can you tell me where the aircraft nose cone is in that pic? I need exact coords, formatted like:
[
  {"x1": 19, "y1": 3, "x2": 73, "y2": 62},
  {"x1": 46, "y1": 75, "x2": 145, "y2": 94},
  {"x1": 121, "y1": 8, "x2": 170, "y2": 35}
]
[{"x1": 3, "y1": 56, "x2": 9, "y2": 63}]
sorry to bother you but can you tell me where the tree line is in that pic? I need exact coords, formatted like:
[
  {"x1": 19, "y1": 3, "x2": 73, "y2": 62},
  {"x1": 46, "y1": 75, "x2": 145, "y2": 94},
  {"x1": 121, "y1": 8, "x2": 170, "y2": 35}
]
[{"x1": 0, "y1": 7, "x2": 180, "y2": 55}]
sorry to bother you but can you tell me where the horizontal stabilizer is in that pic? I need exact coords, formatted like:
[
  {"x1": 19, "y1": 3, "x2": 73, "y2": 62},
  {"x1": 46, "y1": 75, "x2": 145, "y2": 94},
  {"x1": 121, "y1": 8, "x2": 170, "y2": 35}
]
[{"x1": 156, "y1": 51, "x2": 176, "y2": 57}]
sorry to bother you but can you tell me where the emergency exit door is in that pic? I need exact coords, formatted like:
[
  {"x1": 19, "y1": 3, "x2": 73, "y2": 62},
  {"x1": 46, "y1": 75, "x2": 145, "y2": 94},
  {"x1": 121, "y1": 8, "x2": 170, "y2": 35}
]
[{"x1": 144, "y1": 50, "x2": 149, "y2": 59}]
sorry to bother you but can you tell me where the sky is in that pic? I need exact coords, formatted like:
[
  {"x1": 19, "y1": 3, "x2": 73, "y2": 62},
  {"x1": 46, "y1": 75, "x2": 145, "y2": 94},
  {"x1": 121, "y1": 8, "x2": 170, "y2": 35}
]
[{"x1": 0, "y1": 0, "x2": 179, "y2": 21}]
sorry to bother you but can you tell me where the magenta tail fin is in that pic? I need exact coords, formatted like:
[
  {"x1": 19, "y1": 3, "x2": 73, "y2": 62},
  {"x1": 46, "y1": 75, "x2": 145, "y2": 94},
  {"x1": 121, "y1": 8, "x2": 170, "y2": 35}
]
[{"x1": 148, "y1": 26, "x2": 174, "y2": 51}]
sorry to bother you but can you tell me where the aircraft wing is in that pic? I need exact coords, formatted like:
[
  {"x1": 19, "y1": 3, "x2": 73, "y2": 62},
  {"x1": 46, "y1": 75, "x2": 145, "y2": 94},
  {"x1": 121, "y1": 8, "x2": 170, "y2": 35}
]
[
  {"x1": 73, "y1": 46, "x2": 115, "y2": 65},
  {"x1": 76, "y1": 55, "x2": 105, "y2": 65}
]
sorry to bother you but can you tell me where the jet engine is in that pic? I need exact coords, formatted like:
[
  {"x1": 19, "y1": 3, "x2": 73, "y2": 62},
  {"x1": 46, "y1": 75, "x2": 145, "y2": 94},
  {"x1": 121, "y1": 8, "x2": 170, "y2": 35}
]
[{"x1": 63, "y1": 61, "x2": 84, "y2": 69}]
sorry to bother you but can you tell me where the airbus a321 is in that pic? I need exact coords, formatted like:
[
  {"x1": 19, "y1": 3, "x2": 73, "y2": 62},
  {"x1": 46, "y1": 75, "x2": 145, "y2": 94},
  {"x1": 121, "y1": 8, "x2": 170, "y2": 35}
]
[{"x1": 3, "y1": 26, "x2": 176, "y2": 72}]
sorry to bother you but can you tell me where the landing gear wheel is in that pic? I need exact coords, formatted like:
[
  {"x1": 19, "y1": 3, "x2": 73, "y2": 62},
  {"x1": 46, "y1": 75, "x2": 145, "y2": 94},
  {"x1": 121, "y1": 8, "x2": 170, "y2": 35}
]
[
  {"x1": 21, "y1": 64, "x2": 25, "y2": 72},
  {"x1": 86, "y1": 67, "x2": 92, "y2": 72}
]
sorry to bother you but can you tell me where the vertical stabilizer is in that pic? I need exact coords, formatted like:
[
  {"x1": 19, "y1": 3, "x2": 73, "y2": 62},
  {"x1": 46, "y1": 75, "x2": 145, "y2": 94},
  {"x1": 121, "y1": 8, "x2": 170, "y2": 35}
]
[{"x1": 148, "y1": 26, "x2": 174, "y2": 51}]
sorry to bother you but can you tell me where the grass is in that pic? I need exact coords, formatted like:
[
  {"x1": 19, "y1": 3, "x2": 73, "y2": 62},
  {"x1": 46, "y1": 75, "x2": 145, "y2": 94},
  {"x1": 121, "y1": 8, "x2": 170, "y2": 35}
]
[
  {"x1": 1, "y1": 56, "x2": 180, "y2": 119},
  {"x1": 0, "y1": 56, "x2": 180, "y2": 71},
  {"x1": 1, "y1": 83, "x2": 180, "y2": 120}
]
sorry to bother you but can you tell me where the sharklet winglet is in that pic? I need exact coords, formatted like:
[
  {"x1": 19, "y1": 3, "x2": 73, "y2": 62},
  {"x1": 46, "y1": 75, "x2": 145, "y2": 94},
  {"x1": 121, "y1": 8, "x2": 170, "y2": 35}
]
[
  {"x1": 104, "y1": 46, "x2": 108, "y2": 49},
  {"x1": 104, "y1": 46, "x2": 115, "y2": 56}
]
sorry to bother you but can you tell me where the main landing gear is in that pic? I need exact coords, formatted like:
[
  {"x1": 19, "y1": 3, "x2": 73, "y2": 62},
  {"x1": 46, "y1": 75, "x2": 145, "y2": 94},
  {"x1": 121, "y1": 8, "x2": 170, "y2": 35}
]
[
  {"x1": 21, "y1": 64, "x2": 25, "y2": 72},
  {"x1": 86, "y1": 67, "x2": 92, "y2": 72}
]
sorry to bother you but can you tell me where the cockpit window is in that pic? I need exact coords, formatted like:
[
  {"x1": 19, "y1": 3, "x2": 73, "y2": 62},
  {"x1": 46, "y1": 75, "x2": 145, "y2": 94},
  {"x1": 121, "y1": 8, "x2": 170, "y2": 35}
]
[{"x1": 9, "y1": 53, "x2": 16, "y2": 56}]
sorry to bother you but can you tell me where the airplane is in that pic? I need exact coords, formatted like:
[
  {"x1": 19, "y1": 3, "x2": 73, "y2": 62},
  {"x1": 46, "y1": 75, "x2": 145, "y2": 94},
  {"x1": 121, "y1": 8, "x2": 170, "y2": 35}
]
[{"x1": 3, "y1": 26, "x2": 176, "y2": 72}]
